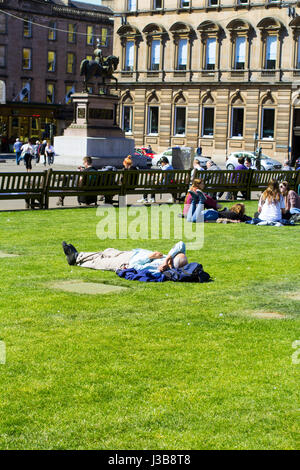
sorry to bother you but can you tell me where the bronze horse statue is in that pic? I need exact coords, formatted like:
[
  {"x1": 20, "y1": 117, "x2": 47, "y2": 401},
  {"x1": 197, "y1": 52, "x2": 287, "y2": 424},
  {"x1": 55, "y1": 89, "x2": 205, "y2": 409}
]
[{"x1": 80, "y1": 55, "x2": 119, "y2": 92}]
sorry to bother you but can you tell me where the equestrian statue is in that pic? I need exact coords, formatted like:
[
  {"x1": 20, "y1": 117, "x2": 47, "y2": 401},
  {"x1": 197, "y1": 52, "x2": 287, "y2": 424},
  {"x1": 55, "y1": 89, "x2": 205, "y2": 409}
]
[{"x1": 80, "y1": 39, "x2": 119, "y2": 92}]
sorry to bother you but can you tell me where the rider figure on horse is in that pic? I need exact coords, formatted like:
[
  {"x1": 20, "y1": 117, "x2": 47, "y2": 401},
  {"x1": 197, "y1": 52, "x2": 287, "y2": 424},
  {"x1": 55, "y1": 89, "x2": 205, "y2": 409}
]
[{"x1": 94, "y1": 39, "x2": 105, "y2": 69}]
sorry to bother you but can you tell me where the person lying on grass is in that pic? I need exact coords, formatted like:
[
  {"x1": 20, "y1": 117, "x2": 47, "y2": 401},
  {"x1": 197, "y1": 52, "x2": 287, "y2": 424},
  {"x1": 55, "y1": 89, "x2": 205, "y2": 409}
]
[
  {"x1": 62, "y1": 241, "x2": 188, "y2": 274},
  {"x1": 217, "y1": 203, "x2": 252, "y2": 223}
]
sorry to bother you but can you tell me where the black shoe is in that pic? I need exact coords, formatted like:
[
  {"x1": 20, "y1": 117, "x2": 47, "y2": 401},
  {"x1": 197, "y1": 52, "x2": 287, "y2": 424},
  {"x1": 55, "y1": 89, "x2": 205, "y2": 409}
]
[{"x1": 62, "y1": 241, "x2": 78, "y2": 265}]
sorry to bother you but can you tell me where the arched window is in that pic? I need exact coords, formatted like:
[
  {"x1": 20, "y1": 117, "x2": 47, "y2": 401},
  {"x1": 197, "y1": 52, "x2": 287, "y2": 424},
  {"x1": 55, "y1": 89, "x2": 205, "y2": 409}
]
[
  {"x1": 201, "y1": 91, "x2": 215, "y2": 137},
  {"x1": 257, "y1": 18, "x2": 284, "y2": 73},
  {"x1": 230, "y1": 91, "x2": 245, "y2": 138},
  {"x1": 143, "y1": 24, "x2": 167, "y2": 72},
  {"x1": 147, "y1": 91, "x2": 160, "y2": 135},
  {"x1": 197, "y1": 21, "x2": 222, "y2": 74},
  {"x1": 227, "y1": 19, "x2": 252, "y2": 71},
  {"x1": 290, "y1": 17, "x2": 300, "y2": 73},
  {"x1": 173, "y1": 91, "x2": 187, "y2": 136},
  {"x1": 117, "y1": 25, "x2": 142, "y2": 73},
  {"x1": 260, "y1": 92, "x2": 276, "y2": 139},
  {"x1": 121, "y1": 91, "x2": 134, "y2": 134},
  {"x1": 170, "y1": 22, "x2": 194, "y2": 72}
]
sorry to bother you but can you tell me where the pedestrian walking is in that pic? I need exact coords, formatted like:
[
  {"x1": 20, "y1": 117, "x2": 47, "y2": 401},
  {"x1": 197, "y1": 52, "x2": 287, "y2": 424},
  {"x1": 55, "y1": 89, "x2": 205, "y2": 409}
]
[
  {"x1": 13, "y1": 138, "x2": 23, "y2": 165},
  {"x1": 45, "y1": 141, "x2": 55, "y2": 165},
  {"x1": 33, "y1": 140, "x2": 40, "y2": 164},
  {"x1": 21, "y1": 139, "x2": 34, "y2": 172}
]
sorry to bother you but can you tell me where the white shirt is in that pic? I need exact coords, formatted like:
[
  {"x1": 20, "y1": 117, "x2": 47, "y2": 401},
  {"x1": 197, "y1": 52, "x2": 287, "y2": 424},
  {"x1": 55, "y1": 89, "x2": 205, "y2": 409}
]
[
  {"x1": 128, "y1": 241, "x2": 186, "y2": 274},
  {"x1": 259, "y1": 195, "x2": 285, "y2": 223},
  {"x1": 21, "y1": 143, "x2": 34, "y2": 155}
]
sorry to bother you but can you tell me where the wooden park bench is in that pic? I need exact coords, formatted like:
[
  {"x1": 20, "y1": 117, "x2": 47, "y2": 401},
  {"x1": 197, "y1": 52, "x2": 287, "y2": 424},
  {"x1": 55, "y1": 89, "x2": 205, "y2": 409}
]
[
  {"x1": 121, "y1": 169, "x2": 191, "y2": 201},
  {"x1": 0, "y1": 171, "x2": 46, "y2": 209},
  {"x1": 248, "y1": 170, "x2": 300, "y2": 195},
  {"x1": 1, "y1": 168, "x2": 299, "y2": 210},
  {"x1": 196, "y1": 169, "x2": 252, "y2": 199},
  {"x1": 43, "y1": 169, "x2": 123, "y2": 209}
]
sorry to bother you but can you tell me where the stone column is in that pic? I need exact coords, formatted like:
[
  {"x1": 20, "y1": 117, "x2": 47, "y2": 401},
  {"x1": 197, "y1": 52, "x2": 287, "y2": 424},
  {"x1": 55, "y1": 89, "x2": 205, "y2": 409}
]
[
  {"x1": 133, "y1": 88, "x2": 146, "y2": 147},
  {"x1": 275, "y1": 89, "x2": 292, "y2": 161},
  {"x1": 214, "y1": 88, "x2": 229, "y2": 158},
  {"x1": 159, "y1": 88, "x2": 173, "y2": 149},
  {"x1": 244, "y1": 88, "x2": 260, "y2": 153}
]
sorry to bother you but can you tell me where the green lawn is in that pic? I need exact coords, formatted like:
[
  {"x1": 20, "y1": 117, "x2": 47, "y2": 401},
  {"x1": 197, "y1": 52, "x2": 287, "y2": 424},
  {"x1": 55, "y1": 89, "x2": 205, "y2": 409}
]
[{"x1": 0, "y1": 202, "x2": 299, "y2": 450}]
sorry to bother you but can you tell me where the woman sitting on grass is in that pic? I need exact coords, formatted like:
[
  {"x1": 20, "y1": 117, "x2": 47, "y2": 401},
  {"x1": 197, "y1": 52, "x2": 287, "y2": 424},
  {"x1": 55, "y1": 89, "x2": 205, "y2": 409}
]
[
  {"x1": 257, "y1": 181, "x2": 285, "y2": 223},
  {"x1": 185, "y1": 178, "x2": 225, "y2": 222},
  {"x1": 183, "y1": 179, "x2": 223, "y2": 217},
  {"x1": 279, "y1": 181, "x2": 300, "y2": 222}
]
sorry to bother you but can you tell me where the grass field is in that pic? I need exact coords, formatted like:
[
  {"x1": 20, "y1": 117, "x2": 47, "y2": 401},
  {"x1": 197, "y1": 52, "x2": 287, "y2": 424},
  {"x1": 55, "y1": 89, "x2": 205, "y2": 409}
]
[{"x1": 0, "y1": 202, "x2": 299, "y2": 450}]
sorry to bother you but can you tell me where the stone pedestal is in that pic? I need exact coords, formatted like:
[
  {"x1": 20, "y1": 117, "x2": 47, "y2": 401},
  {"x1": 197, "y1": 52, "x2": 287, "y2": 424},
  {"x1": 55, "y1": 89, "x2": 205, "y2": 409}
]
[{"x1": 54, "y1": 93, "x2": 134, "y2": 167}]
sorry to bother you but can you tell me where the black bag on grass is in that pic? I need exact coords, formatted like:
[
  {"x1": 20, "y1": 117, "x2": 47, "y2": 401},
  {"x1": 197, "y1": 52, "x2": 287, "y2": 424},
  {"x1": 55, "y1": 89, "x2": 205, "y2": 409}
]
[{"x1": 163, "y1": 262, "x2": 211, "y2": 283}]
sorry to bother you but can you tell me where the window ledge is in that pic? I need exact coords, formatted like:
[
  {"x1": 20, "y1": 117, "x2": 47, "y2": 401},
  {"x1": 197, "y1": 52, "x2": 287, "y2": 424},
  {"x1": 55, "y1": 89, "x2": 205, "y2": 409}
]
[{"x1": 261, "y1": 70, "x2": 276, "y2": 76}]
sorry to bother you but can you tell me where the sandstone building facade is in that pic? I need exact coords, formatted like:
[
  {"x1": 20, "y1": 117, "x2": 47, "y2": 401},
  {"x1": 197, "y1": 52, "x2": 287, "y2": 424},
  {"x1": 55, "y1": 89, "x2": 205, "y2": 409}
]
[
  {"x1": 0, "y1": 0, "x2": 113, "y2": 145},
  {"x1": 102, "y1": 0, "x2": 300, "y2": 163}
]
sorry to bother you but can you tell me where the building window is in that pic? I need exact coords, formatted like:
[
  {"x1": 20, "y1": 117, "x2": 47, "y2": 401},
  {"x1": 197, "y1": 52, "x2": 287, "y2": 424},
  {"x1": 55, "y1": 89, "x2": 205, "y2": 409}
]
[
  {"x1": 0, "y1": 13, "x2": 7, "y2": 34},
  {"x1": 237, "y1": 0, "x2": 248, "y2": 3},
  {"x1": 68, "y1": 24, "x2": 76, "y2": 43},
  {"x1": 67, "y1": 53, "x2": 75, "y2": 74},
  {"x1": 48, "y1": 22, "x2": 57, "y2": 41},
  {"x1": 22, "y1": 48, "x2": 32, "y2": 70},
  {"x1": 46, "y1": 83, "x2": 55, "y2": 104},
  {"x1": 202, "y1": 107, "x2": 214, "y2": 136},
  {"x1": 0, "y1": 45, "x2": 6, "y2": 67},
  {"x1": 174, "y1": 107, "x2": 186, "y2": 135},
  {"x1": 125, "y1": 41, "x2": 134, "y2": 71},
  {"x1": 208, "y1": 0, "x2": 219, "y2": 5},
  {"x1": 153, "y1": 0, "x2": 163, "y2": 8},
  {"x1": 180, "y1": 0, "x2": 190, "y2": 7},
  {"x1": 261, "y1": 109, "x2": 275, "y2": 139},
  {"x1": 297, "y1": 37, "x2": 300, "y2": 69},
  {"x1": 24, "y1": 19, "x2": 32, "y2": 38},
  {"x1": 87, "y1": 26, "x2": 94, "y2": 45},
  {"x1": 150, "y1": 40, "x2": 160, "y2": 70},
  {"x1": 47, "y1": 51, "x2": 56, "y2": 72},
  {"x1": 205, "y1": 38, "x2": 216, "y2": 70},
  {"x1": 234, "y1": 37, "x2": 246, "y2": 69},
  {"x1": 123, "y1": 106, "x2": 133, "y2": 133},
  {"x1": 22, "y1": 80, "x2": 30, "y2": 103},
  {"x1": 101, "y1": 28, "x2": 108, "y2": 47},
  {"x1": 231, "y1": 108, "x2": 244, "y2": 137},
  {"x1": 65, "y1": 85, "x2": 74, "y2": 104},
  {"x1": 265, "y1": 36, "x2": 277, "y2": 69},
  {"x1": 128, "y1": 0, "x2": 137, "y2": 11},
  {"x1": 148, "y1": 106, "x2": 159, "y2": 134},
  {"x1": 177, "y1": 38, "x2": 188, "y2": 70}
]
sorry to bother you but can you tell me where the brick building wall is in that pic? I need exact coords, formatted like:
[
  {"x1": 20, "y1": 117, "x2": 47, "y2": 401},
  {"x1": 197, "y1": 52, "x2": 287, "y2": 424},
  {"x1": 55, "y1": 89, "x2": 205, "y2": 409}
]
[{"x1": 0, "y1": 0, "x2": 113, "y2": 144}]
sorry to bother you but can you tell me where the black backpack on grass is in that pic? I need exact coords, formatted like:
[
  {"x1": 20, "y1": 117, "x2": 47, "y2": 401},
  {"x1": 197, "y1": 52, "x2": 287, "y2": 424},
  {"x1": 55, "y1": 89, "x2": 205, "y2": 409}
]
[{"x1": 163, "y1": 262, "x2": 211, "y2": 283}]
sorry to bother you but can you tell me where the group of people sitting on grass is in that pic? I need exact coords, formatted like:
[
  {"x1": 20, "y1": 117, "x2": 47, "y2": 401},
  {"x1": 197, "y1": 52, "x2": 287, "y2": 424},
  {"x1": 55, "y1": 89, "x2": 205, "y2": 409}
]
[{"x1": 183, "y1": 178, "x2": 300, "y2": 225}]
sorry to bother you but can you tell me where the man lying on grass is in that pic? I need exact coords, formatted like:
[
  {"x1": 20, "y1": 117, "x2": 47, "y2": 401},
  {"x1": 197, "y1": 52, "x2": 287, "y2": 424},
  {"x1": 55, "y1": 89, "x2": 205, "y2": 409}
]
[{"x1": 62, "y1": 241, "x2": 188, "y2": 274}]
